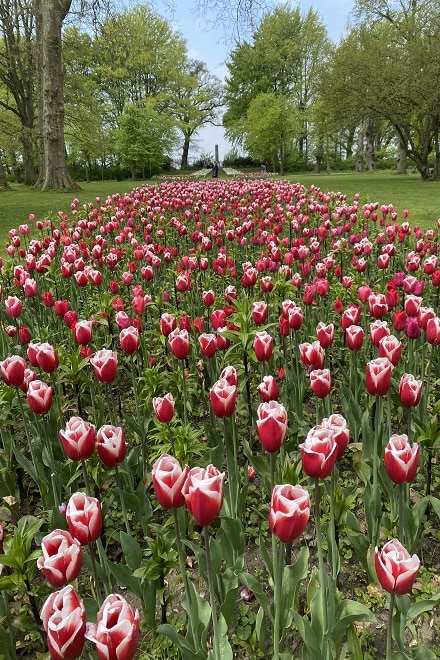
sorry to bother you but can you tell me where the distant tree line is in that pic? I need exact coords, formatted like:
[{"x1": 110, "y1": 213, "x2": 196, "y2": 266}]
[
  {"x1": 0, "y1": 2, "x2": 224, "y2": 189},
  {"x1": 223, "y1": 0, "x2": 440, "y2": 180}
]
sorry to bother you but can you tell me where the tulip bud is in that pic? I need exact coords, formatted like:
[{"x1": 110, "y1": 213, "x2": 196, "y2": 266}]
[
  {"x1": 366, "y1": 357, "x2": 393, "y2": 396},
  {"x1": 257, "y1": 375, "x2": 279, "y2": 402},
  {"x1": 90, "y1": 349, "x2": 118, "y2": 384},
  {"x1": 253, "y1": 331, "x2": 274, "y2": 362},
  {"x1": 0, "y1": 355, "x2": 27, "y2": 387},
  {"x1": 59, "y1": 416, "x2": 96, "y2": 461},
  {"x1": 153, "y1": 393, "x2": 175, "y2": 423},
  {"x1": 269, "y1": 484, "x2": 310, "y2": 543},
  {"x1": 119, "y1": 326, "x2": 140, "y2": 354},
  {"x1": 300, "y1": 426, "x2": 338, "y2": 479},
  {"x1": 40, "y1": 585, "x2": 86, "y2": 660},
  {"x1": 66, "y1": 492, "x2": 102, "y2": 545},
  {"x1": 152, "y1": 454, "x2": 189, "y2": 509},
  {"x1": 96, "y1": 424, "x2": 126, "y2": 467},
  {"x1": 182, "y1": 464, "x2": 224, "y2": 526},
  {"x1": 399, "y1": 373, "x2": 422, "y2": 407},
  {"x1": 37, "y1": 529, "x2": 82, "y2": 587},
  {"x1": 309, "y1": 368, "x2": 332, "y2": 399},
  {"x1": 384, "y1": 434, "x2": 420, "y2": 484},
  {"x1": 85, "y1": 594, "x2": 140, "y2": 660},
  {"x1": 168, "y1": 328, "x2": 190, "y2": 360},
  {"x1": 210, "y1": 378, "x2": 237, "y2": 418},
  {"x1": 256, "y1": 401, "x2": 288, "y2": 453},
  {"x1": 27, "y1": 379, "x2": 53, "y2": 414},
  {"x1": 374, "y1": 539, "x2": 420, "y2": 595}
]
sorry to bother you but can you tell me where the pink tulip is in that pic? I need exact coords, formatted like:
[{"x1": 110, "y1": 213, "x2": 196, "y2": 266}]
[
  {"x1": 384, "y1": 434, "x2": 420, "y2": 484},
  {"x1": 300, "y1": 425, "x2": 338, "y2": 479},
  {"x1": 256, "y1": 400, "x2": 288, "y2": 453},
  {"x1": 66, "y1": 492, "x2": 102, "y2": 546},
  {"x1": 5, "y1": 295, "x2": 23, "y2": 318},
  {"x1": 268, "y1": 484, "x2": 310, "y2": 543},
  {"x1": 85, "y1": 594, "x2": 140, "y2": 660},
  {"x1": 119, "y1": 326, "x2": 140, "y2": 354},
  {"x1": 0, "y1": 355, "x2": 27, "y2": 387},
  {"x1": 153, "y1": 393, "x2": 175, "y2": 423},
  {"x1": 168, "y1": 328, "x2": 190, "y2": 360},
  {"x1": 374, "y1": 539, "x2": 420, "y2": 595},
  {"x1": 37, "y1": 529, "x2": 82, "y2": 587},
  {"x1": 40, "y1": 585, "x2": 86, "y2": 660},
  {"x1": 27, "y1": 379, "x2": 53, "y2": 414},
  {"x1": 152, "y1": 454, "x2": 189, "y2": 509},
  {"x1": 253, "y1": 330, "x2": 274, "y2": 362},
  {"x1": 366, "y1": 357, "x2": 393, "y2": 396},
  {"x1": 257, "y1": 375, "x2": 280, "y2": 402},
  {"x1": 210, "y1": 378, "x2": 237, "y2": 418},
  {"x1": 96, "y1": 424, "x2": 126, "y2": 467},
  {"x1": 90, "y1": 349, "x2": 118, "y2": 383},
  {"x1": 309, "y1": 368, "x2": 332, "y2": 399},
  {"x1": 182, "y1": 464, "x2": 224, "y2": 526}
]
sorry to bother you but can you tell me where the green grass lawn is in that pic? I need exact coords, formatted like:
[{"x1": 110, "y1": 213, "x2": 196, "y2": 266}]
[{"x1": 0, "y1": 171, "x2": 439, "y2": 251}]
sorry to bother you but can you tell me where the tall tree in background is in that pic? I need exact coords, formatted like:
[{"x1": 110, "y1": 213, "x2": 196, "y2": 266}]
[
  {"x1": 34, "y1": 0, "x2": 78, "y2": 189},
  {"x1": 117, "y1": 98, "x2": 178, "y2": 177},
  {"x1": 0, "y1": 0, "x2": 289, "y2": 188},
  {"x1": 0, "y1": 0, "x2": 36, "y2": 184},
  {"x1": 170, "y1": 59, "x2": 224, "y2": 169},
  {"x1": 223, "y1": 4, "x2": 330, "y2": 167},
  {"x1": 245, "y1": 92, "x2": 300, "y2": 172},
  {"x1": 347, "y1": 0, "x2": 440, "y2": 179}
]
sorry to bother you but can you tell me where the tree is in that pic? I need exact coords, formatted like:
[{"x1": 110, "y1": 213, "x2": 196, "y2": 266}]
[
  {"x1": 34, "y1": 0, "x2": 79, "y2": 189},
  {"x1": 1, "y1": 0, "x2": 281, "y2": 189},
  {"x1": 63, "y1": 26, "x2": 111, "y2": 181},
  {"x1": 346, "y1": 0, "x2": 440, "y2": 179},
  {"x1": 223, "y1": 4, "x2": 330, "y2": 166},
  {"x1": 116, "y1": 99, "x2": 178, "y2": 178},
  {"x1": 169, "y1": 59, "x2": 224, "y2": 169},
  {"x1": 95, "y1": 4, "x2": 187, "y2": 123},
  {"x1": 244, "y1": 92, "x2": 300, "y2": 173},
  {"x1": 0, "y1": 0, "x2": 36, "y2": 184}
]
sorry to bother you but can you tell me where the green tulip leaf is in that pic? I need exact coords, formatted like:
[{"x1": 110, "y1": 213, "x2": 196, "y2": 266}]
[
  {"x1": 120, "y1": 530, "x2": 142, "y2": 570},
  {"x1": 330, "y1": 599, "x2": 376, "y2": 647},
  {"x1": 290, "y1": 610, "x2": 323, "y2": 658},
  {"x1": 406, "y1": 592, "x2": 440, "y2": 622}
]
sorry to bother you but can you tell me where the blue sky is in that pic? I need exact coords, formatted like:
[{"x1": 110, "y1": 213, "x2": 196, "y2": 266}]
[{"x1": 156, "y1": 1, "x2": 355, "y2": 163}]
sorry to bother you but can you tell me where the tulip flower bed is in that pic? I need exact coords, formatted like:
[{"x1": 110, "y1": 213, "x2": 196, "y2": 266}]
[{"x1": 1, "y1": 178, "x2": 440, "y2": 659}]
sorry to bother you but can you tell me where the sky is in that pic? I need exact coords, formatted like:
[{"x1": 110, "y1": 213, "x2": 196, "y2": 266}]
[{"x1": 156, "y1": 1, "x2": 355, "y2": 165}]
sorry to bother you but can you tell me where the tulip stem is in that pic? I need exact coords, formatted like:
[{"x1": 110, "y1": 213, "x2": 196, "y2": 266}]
[
  {"x1": 315, "y1": 479, "x2": 328, "y2": 652},
  {"x1": 270, "y1": 451, "x2": 275, "y2": 494},
  {"x1": 16, "y1": 392, "x2": 44, "y2": 501},
  {"x1": 115, "y1": 465, "x2": 131, "y2": 535},
  {"x1": 41, "y1": 414, "x2": 61, "y2": 510},
  {"x1": 88, "y1": 542, "x2": 103, "y2": 608},
  {"x1": 329, "y1": 468, "x2": 339, "y2": 583},
  {"x1": 172, "y1": 508, "x2": 192, "y2": 607},
  {"x1": 181, "y1": 361, "x2": 188, "y2": 427},
  {"x1": 372, "y1": 396, "x2": 383, "y2": 547},
  {"x1": 273, "y1": 539, "x2": 284, "y2": 659},
  {"x1": 386, "y1": 592, "x2": 395, "y2": 659},
  {"x1": 204, "y1": 526, "x2": 221, "y2": 660}
]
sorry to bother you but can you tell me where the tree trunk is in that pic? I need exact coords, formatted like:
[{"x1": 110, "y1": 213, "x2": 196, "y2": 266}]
[
  {"x1": 180, "y1": 135, "x2": 190, "y2": 169},
  {"x1": 365, "y1": 118, "x2": 375, "y2": 171},
  {"x1": 433, "y1": 123, "x2": 440, "y2": 180},
  {"x1": 314, "y1": 143, "x2": 323, "y2": 173},
  {"x1": 396, "y1": 136, "x2": 408, "y2": 174},
  {"x1": 355, "y1": 128, "x2": 363, "y2": 172},
  {"x1": 0, "y1": 159, "x2": 10, "y2": 189},
  {"x1": 22, "y1": 129, "x2": 36, "y2": 185},
  {"x1": 346, "y1": 127, "x2": 355, "y2": 158},
  {"x1": 34, "y1": 0, "x2": 79, "y2": 190}
]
